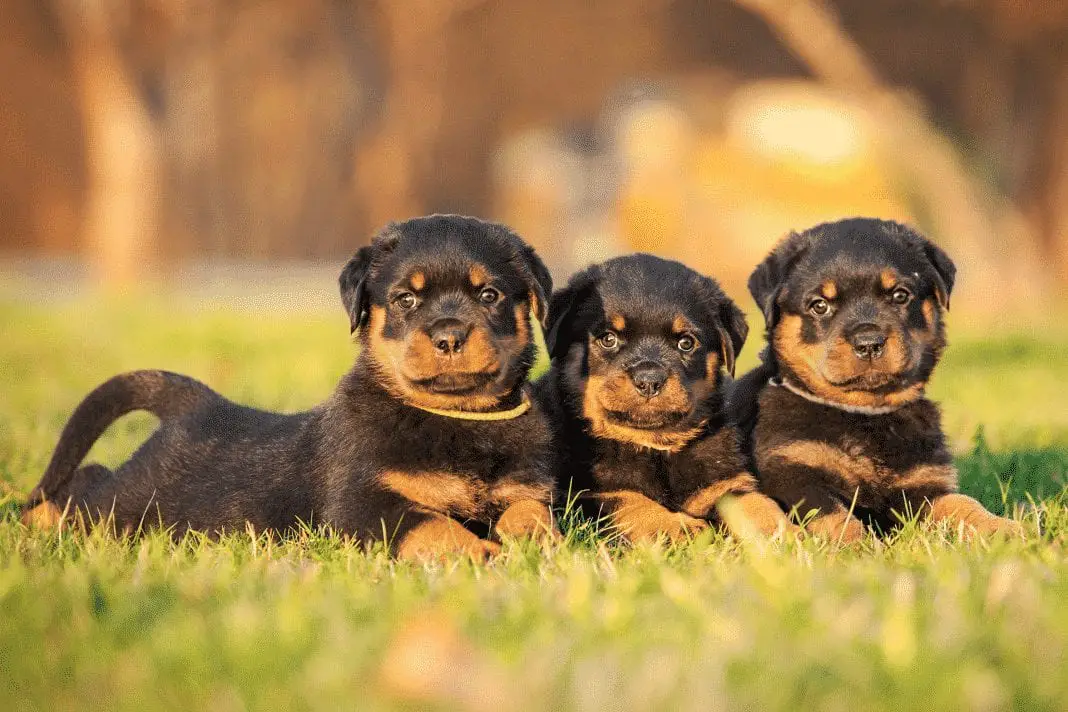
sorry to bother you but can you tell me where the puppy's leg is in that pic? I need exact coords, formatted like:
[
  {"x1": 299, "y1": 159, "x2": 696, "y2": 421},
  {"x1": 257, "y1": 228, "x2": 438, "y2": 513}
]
[
  {"x1": 924, "y1": 493, "x2": 1024, "y2": 538},
  {"x1": 394, "y1": 509, "x2": 501, "y2": 562},
  {"x1": 731, "y1": 492, "x2": 797, "y2": 537},
  {"x1": 678, "y1": 476, "x2": 796, "y2": 538},
  {"x1": 597, "y1": 490, "x2": 708, "y2": 544},
  {"x1": 757, "y1": 458, "x2": 867, "y2": 542},
  {"x1": 774, "y1": 482, "x2": 865, "y2": 542},
  {"x1": 805, "y1": 509, "x2": 867, "y2": 543},
  {"x1": 494, "y1": 499, "x2": 559, "y2": 542}
]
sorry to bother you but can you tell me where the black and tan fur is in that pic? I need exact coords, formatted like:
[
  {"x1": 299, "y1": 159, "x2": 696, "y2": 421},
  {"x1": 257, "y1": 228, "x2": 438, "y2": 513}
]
[
  {"x1": 538, "y1": 254, "x2": 792, "y2": 543},
  {"x1": 22, "y1": 215, "x2": 558, "y2": 560},
  {"x1": 729, "y1": 218, "x2": 1023, "y2": 541}
]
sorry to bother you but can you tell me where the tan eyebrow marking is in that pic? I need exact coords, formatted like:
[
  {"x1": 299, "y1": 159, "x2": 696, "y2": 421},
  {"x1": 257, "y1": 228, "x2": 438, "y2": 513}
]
[
  {"x1": 610, "y1": 315, "x2": 626, "y2": 332},
  {"x1": 409, "y1": 271, "x2": 426, "y2": 291},
  {"x1": 469, "y1": 264, "x2": 489, "y2": 287},
  {"x1": 672, "y1": 315, "x2": 692, "y2": 333},
  {"x1": 820, "y1": 281, "x2": 838, "y2": 300},
  {"x1": 880, "y1": 269, "x2": 899, "y2": 290}
]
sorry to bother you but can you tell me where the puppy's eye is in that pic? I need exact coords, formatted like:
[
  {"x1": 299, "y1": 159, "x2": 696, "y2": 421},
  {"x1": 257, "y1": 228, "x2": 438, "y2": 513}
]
[
  {"x1": 597, "y1": 332, "x2": 620, "y2": 350},
  {"x1": 808, "y1": 298, "x2": 830, "y2": 316},
  {"x1": 395, "y1": 292, "x2": 417, "y2": 310},
  {"x1": 478, "y1": 287, "x2": 500, "y2": 305},
  {"x1": 676, "y1": 334, "x2": 697, "y2": 353},
  {"x1": 891, "y1": 287, "x2": 912, "y2": 305}
]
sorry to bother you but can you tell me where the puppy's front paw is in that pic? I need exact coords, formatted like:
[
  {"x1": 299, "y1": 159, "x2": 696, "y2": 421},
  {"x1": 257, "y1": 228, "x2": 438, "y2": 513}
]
[
  {"x1": 805, "y1": 512, "x2": 867, "y2": 544},
  {"x1": 972, "y1": 515, "x2": 1025, "y2": 539},
  {"x1": 396, "y1": 516, "x2": 501, "y2": 562},
  {"x1": 462, "y1": 538, "x2": 503, "y2": 562},
  {"x1": 620, "y1": 511, "x2": 709, "y2": 545},
  {"x1": 494, "y1": 499, "x2": 560, "y2": 543}
]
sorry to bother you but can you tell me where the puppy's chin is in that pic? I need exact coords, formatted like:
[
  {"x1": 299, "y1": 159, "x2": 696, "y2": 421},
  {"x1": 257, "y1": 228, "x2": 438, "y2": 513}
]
[
  {"x1": 588, "y1": 413, "x2": 705, "y2": 453},
  {"x1": 407, "y1": 371, "x2": 500, "y2": 395},
  {"x1": 823, "y1": 369, "x2": 914, "y2": 392},
  {"x1": 787, "y1": 368, "x2": 926, "y2": 411},
  {"x1": 396, "y1": 370, "x2": 523, "y2": 412},
  {"x1": 600, "y1": 405, "x2": 691, "y2": 431}
]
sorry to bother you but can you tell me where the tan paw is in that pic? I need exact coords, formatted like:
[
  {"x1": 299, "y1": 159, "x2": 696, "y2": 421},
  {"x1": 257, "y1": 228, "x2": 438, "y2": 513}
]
[
  {"x1": 395, "y1": 517, "x2": 502, "y2": 562},
  {"x1": 805, "y1": 513, "x2": 867, "y2": 543},
  {"x1": 624, "y1": 511, "x2": 709, "y2": 545},
  {"x1": 494, "y1": 500, "x2": 561, "y2": 543},
  {"x1": 972, "y1": 515, "x2": 1025, "y2": 539}
]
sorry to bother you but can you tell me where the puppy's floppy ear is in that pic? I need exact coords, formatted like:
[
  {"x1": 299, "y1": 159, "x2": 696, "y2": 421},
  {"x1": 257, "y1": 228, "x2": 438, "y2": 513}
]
[
  {"x1": 714, "y1": 300, "x2": 749, "y2": 378},
  {"x1": 545, "y1": 267, "x2": 599, "y2": 361},
  {"x1": 747, "y1": 231, "x2": 810, "y2": 328},
  {"x1": 339, "y1": 245, "x2": 375, "y2": 333},
  {"x1": 339, "y1": 224, "x2": 402, "y2": 333},
  {"x1": 921, "y1": 238, "x2": 956, "y2": 311},
  {"x1": 516, "y1": 244, "x2": 553, "y2": 326}
]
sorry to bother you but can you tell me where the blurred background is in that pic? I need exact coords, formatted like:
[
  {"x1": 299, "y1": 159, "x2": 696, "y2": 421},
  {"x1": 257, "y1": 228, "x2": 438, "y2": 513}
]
[{"x1": 4, "y1": 0, "x2": 1068, "y2": 314}]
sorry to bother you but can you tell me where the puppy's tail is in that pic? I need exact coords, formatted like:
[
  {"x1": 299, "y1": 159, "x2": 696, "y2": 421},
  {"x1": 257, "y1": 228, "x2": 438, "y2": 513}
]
[{"x1": 25, "y1": 370, "x2": 219, "y2": 508}]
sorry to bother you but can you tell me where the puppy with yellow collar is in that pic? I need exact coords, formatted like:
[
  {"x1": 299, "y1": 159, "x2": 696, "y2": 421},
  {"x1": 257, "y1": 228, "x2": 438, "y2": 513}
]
[{"x1": 23, "y1": 215, "x2": 558, "y2": 560}]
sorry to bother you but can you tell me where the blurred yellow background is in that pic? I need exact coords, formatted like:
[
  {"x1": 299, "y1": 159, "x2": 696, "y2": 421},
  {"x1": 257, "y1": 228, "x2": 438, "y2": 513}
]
[{"x1": 3, "y1": 0, "x2": 1068, "y2": 319}]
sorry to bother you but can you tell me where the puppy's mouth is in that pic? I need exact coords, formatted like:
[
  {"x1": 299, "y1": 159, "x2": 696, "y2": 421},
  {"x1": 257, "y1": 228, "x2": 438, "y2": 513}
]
[
  {"x1": 408, "y1": 371, "x2": 500, "y2": 395},
  {"x1": 601, "y1": 408, "x2": 691, "y2": 431},
  {"x1": 825, "y1": 370, "x2": 914, "y2": 392}
]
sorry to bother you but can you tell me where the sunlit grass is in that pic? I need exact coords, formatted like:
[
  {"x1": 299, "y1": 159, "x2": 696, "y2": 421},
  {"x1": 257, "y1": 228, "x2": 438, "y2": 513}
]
[{"x1": 2, "y1": 296, "x2": 1068, "y2": 711}]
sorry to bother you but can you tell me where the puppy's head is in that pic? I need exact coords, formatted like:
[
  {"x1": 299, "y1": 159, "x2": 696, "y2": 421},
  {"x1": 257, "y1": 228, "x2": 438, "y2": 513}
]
[
  {"x1": 546, "y1": 254, "x2": 747, "y2": 452},
  {"x1": 749, "y1": 218, "x2": 955, "y2": 411},
  {"x1": 339, "y1": 215, "x2": 551, "y2": 411}
]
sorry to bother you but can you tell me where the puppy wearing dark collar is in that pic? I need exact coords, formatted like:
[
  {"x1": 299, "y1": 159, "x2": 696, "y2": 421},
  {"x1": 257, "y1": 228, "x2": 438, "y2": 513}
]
[
  {"x1": 22, "y1": 215, "x2": 558, "y2": 560},
  {"x1": 538, "y1": 254, "x2": 792, "y2": 543},
  {"x1": 729, "y1": 218, "x2": 1023, "y2": 541}
]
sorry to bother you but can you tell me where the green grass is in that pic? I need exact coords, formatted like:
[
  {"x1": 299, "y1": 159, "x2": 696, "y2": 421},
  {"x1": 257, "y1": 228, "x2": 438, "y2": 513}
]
[{"x1": 2, "y1": 296, "x2": 1068, "y2": 711}]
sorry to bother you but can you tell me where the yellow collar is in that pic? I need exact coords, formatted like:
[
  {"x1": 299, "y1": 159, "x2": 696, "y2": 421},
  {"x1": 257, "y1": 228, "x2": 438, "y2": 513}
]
[{"x1": 406, "y1": 391, "x2": 532, "y2": 421}]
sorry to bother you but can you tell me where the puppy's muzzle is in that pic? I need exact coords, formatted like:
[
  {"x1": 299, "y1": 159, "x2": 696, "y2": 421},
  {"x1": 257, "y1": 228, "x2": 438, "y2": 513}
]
[
  {"x1": 629, "y1": 361, "x2": 668, "y2": 399},
  {"x1": 847, "y1": 323, "x2": 887, "y2": 361},
  {"x1": 427, "y1": 318, "x2": 472, "y2": 356}
]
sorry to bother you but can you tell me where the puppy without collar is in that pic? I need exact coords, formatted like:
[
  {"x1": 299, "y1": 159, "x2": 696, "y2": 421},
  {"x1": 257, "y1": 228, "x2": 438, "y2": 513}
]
[{"x1": 537, "y1": 254, "x2": 792, "y2": 543}]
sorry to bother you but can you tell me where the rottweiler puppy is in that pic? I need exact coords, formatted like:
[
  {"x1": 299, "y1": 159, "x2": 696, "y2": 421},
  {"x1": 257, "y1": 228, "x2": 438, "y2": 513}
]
[
  {"x1": 538, "y1": 254, "x2": 792, "y2": 543},
  {"x1": 729, "y1": 217, "x2": 1023, "y2": 541},
  {"x1": 22, "y1": 215, "x2": 558, "y2": 559}
]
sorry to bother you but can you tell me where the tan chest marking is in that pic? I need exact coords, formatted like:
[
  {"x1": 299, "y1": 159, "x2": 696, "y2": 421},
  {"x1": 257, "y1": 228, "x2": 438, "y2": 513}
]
[
  {"x1": 379, "y1": 471, "x2": 550, "y2": 520},
  {"x1": 380, "y1": 471, "x2": 485, "y2": 519}
]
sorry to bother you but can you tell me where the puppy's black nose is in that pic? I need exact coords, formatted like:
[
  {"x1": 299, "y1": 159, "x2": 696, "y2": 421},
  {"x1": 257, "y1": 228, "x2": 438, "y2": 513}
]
[
  {"x1": 848, "y1": 324, "x2": 887, "y2": 360},
  {"x1": 629, "y1": 362, "x2": 668, "y2": 398},
  {"x1": 429, "y1": 318, "x2": 471, "y2": 354}
]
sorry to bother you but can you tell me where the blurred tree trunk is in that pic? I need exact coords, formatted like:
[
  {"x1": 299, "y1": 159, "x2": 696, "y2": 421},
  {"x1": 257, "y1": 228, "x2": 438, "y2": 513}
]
[
  {"x1": 732, "y1": 0, "x2": 1050, "y2": 306},
  {"x1": 55, "y1": 1, "x2": 161, "y2": 286},
  {"x1": 353, "y1": 0, "x2": 482, "y2": 228},
  {"x1": 1023, "y1": 61, "x2": 1068, "y2": 285}
]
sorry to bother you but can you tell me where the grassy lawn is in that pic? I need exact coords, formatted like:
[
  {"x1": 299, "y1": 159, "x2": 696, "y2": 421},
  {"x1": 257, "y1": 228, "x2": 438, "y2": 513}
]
[{"x1": 2, "y1": 295, "x2": 1068, "y2": 711}]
